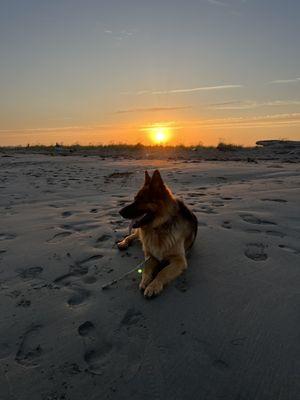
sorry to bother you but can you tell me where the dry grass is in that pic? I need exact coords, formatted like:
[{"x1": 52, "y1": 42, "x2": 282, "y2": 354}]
[
  {"x1": 0, "y1": 142, "x2": 240, "y2": 152},
  {"x1": 217, "y1": 142, "x2": 244, "y2": 152}
]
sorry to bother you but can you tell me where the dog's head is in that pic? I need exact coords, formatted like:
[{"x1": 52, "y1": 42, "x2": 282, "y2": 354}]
[{"x1": 119, "y1": 169, "x2": 174, "y2": 228}]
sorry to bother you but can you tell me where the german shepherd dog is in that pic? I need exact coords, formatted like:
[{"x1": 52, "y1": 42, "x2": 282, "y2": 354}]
[{"x1": 118, "y1": 170, "x2": 197, "y2": 298}]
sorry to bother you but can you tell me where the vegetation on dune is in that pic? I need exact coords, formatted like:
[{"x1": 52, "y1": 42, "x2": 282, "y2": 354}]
[
  {"x1": 1, "y1": 141, "x2": 298, "y2": 162},
  {"x1": 0, "y1": 142, "x2": 247, "y2": 151},
  {"x1": 216, "y1": 142, "x2": 244, "y2": 151}
]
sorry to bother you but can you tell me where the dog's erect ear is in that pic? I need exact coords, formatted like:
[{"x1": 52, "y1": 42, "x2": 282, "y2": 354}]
[
  {"x1": 144, "y1": 170, "x2": 151, "y2": 185},
  {"x1": 150, "y1": 170, "x2": 166, "y2": 192}
]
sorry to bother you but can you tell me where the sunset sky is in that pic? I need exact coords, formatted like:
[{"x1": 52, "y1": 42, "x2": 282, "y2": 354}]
[{"x1": 1, "y1": 0, "x2": 299, "y2": 146}]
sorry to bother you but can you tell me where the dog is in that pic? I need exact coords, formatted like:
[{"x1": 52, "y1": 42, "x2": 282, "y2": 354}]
[{"x1": 118, "y1": 169, "x2": 198, "y2": 297}]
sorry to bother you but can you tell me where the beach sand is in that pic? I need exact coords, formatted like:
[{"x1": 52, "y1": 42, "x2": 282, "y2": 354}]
[{"x1": 0, "y1": 153, "x2": 299, "y2": 400}]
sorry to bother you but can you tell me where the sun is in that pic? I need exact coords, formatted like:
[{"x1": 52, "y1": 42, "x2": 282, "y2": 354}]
[{"x1": 150, "y1": 127, "x2": 170, "y2": 144}]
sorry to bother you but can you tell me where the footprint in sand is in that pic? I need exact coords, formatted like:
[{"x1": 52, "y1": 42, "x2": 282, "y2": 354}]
[
  {"x1": 116, "y1": 200, "x2": 128, "y2": 207},
  {"x1": 261, "y1": 198, "x2": 287, "y2": 203},
  {"x1": 53, "y1": 270, "x2": 83, "y2": 287},
  {"x1": 120, "y1": 308, "x2": 143, "y2": 326},
  {"x1": 245, "y1": 243, "x2": 268, "y2": 261},
  {"x1": 78, "y1": 321, "x2": 96, "y2": 338},
  {"x1": 61, "y1": 211, "x2": 73, "y2": 218},
  {"x1": 48, "y1": 204, "x2": 62, "y2": 208},
  {"x1": 220, "y1": 196, "x2": 233, "y2": 201},
  {"x1": 83, "y1": 275, "x2": 98, "y2": 284},
  {"x1": 67, "y1": 286, "x2": 90, "y2": 307},
  {"x1": 0, "y1": 233, "x2": 16, "y2": 241},
  {"x1": 15, "y1": 325, "x2": 43, "y2": 367},
  {"x1": 213, "y1": 359, "x2": 230, "y2": 370},
  {"x1": 53, "y1": 255, "x2": 103, "y2": 287},
  {"x1": 47, "y1": 231, "x2": 72, "y2": 243},
  {"x1": 18, "y1": 266, "x2": 43, "y2": 280},
  {"x1": 265, "y1": 230, "x2": 285, "y2": 238},
  {"x1": 187, "y1": 192, "x2": 203, "y2": 198},
  {"x1": 84, "y1": 344, "x2": 113, "y2": 375},
  {"x1": 241, "y1": 214, "x2": 277, "y2": 225},
  {"x1": 79, "y1": 254, "x2": 104, "y2": 267},
  {"x1": 278, "y1": 244, "x2": 299, "y2": 255},
  {"x1": 245, "y1": 228, "x2": 261, "y2": 234},
  {"x1": 81, "y1": 309, "x2": 147, "y2": 377},
  {"x1": 175, "y1": 275, "x2": 189, "y2": 293},
  {"x1": 212, "y1": 200, "x2": 225, "y2": 207},
  {"x1": 197, "y1": 221, "x2": 207, "y2": 227},
  {"x1": 0, "y1": 342, "x2": 13, "y2": 360},
  {"x1": 221, "y1": 221, "x2": 232, "y2": 229},
  {"x1": 16, "y1": 298, "x2": 31, "y2": 308},
  {"x1": 81, "y1": 325, "x2": 113, "y2": 375},
  {"x1": 61, "y1": 221, "x2": 99, "y2": 232},
  {"x1": 96, "y1": 234, "x2": 111, "y2": 243},
  {"x1": 199, "y1": 205, "x2": 217, "y2": 214}
]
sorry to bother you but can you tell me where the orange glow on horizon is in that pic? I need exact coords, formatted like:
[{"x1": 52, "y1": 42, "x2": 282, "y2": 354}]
[
  {"x1": 2, "y1": 116, "x2": 300, "y2": 147},
  {"x1": 147, "y1": 125, "x2": 172, "y2": 145}
]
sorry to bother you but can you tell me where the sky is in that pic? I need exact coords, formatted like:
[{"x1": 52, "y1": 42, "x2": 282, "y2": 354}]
[{"x1": 0, "y1": 0, "x2": 299, "y2": 146}]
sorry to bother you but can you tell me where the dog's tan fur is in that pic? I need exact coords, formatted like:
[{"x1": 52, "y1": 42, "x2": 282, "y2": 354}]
[{"x1": 118, "y1": 170, "x2": 197, "y2": 297}]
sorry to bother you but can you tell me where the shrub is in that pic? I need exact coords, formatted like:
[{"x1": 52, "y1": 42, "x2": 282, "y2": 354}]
[{"x1": 217, "y1": 142, "x2": 243, "y2": 152}]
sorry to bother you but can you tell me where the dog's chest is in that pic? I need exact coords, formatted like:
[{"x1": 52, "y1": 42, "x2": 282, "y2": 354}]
[{"x1": 139, "y1": 228, "x2": 176, "y2": 261}]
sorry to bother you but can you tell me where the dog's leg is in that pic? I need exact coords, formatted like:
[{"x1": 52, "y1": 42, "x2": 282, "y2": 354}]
[
  {"x1": 144, "y1": 254, "x2": 187, "y2": 298},
  {"x1": 139, "y1": 255, "x2": 160, "y2": 291},
  {"x1": 117, "y1": 230, "x2": 138, "y2": 250}
]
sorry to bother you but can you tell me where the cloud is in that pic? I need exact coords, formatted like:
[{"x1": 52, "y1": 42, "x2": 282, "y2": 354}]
[
  {"x1": 122, "y1": 84, "x2": 243, "y2": 96},
  {"x1": 0, "y1": 124, "x2": 113, "y2": 135},
  {"x1": 176, "y1": 113, "x2": 300, "y2": 129},
  {"x1": 206, "y1": 0, "x2": 247, "y2": 15},
  {"x1": 269, "y1": 77, "x2": 300, "y2": 84},
  {"x1": 208, "y1": 100, "x2": 300, "y2": 110},
  {"x1": 154, "y1": 84, "x2": 243, "y2": 94},
  {"x1": 104, "y1": 28, "x2": 136, "y2": 41},
  {"x1": 115, "y1": 106, "x2": 191, "y2": 114},
  {"x1": 206, "y1": 0, "x2": 229, "y2": 7},
  {"x1": 138, "y1": 113, "x2": 300, "y2": 133}
]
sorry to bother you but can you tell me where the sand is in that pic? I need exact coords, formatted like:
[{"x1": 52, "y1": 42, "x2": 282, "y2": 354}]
[{"x1": 0, "y1": 153, "x2": 299, "y2": 400}]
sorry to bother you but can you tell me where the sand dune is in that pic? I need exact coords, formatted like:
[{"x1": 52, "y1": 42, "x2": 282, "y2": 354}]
[{"x1": 0, "y1": 154, "x2": 299, "y2": 400}]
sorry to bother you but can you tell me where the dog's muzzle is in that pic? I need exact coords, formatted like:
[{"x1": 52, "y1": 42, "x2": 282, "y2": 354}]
[
  {"x1": 119, "y1": 204, "x2": 154, "y2": 228},
  {"x1": 131, "y1": 212, "x2": 154, "y2": 228}
]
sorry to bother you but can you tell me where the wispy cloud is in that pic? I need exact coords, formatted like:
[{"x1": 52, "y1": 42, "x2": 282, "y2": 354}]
[
  {"x1": 269, "y1": 77, "x2": 300, "y2": 84},
  {"x1": 154, "y1": 84, "x2": 243, "y2": 94},
  {"x1": 138, "y1": 113, "x2": 300, "y2": 133},
  {"x1": 175, "y1": 113, "x2": 300, "y2": 129},
  {"x1": 115, "y1": 106, "x2": 191, "y2": 114},
  {"x1": 122, "y1": 84, "x2": 243, "y2": 96},
  {"x1": 208, "y1": 100, "x2": 300, "y2": 110},
  {"x1": 3, "y1": 112, "x2": 299, "y2": 139},
  {"x1": 206, "y1": 0, "x2": 247, "y2": 16},
  {"x1": 104, "y1": 28, "x2": 136, "y2": 41},
  {"x1": 206, "y1": 0, "x2": 229, "y2": 7},
  {"x1": 0, "y1": 125, "x2": 113, "y2": 135}
]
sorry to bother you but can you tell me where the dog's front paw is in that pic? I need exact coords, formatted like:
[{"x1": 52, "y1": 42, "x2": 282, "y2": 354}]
[
  {"x1": 144, "y1": 279, "x2": 163, "y2": 298},
  {"x1": 139, "y1": 274, "x2": 152, "y2": 291},
  {"x1": 117, "y1": 240, "x2": 128, "y2": 250}
]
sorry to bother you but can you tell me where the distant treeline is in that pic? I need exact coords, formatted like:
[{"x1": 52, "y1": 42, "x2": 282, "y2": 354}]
[{"x1": 0, "y1": 142, "x2": 247, "y2": 151}]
